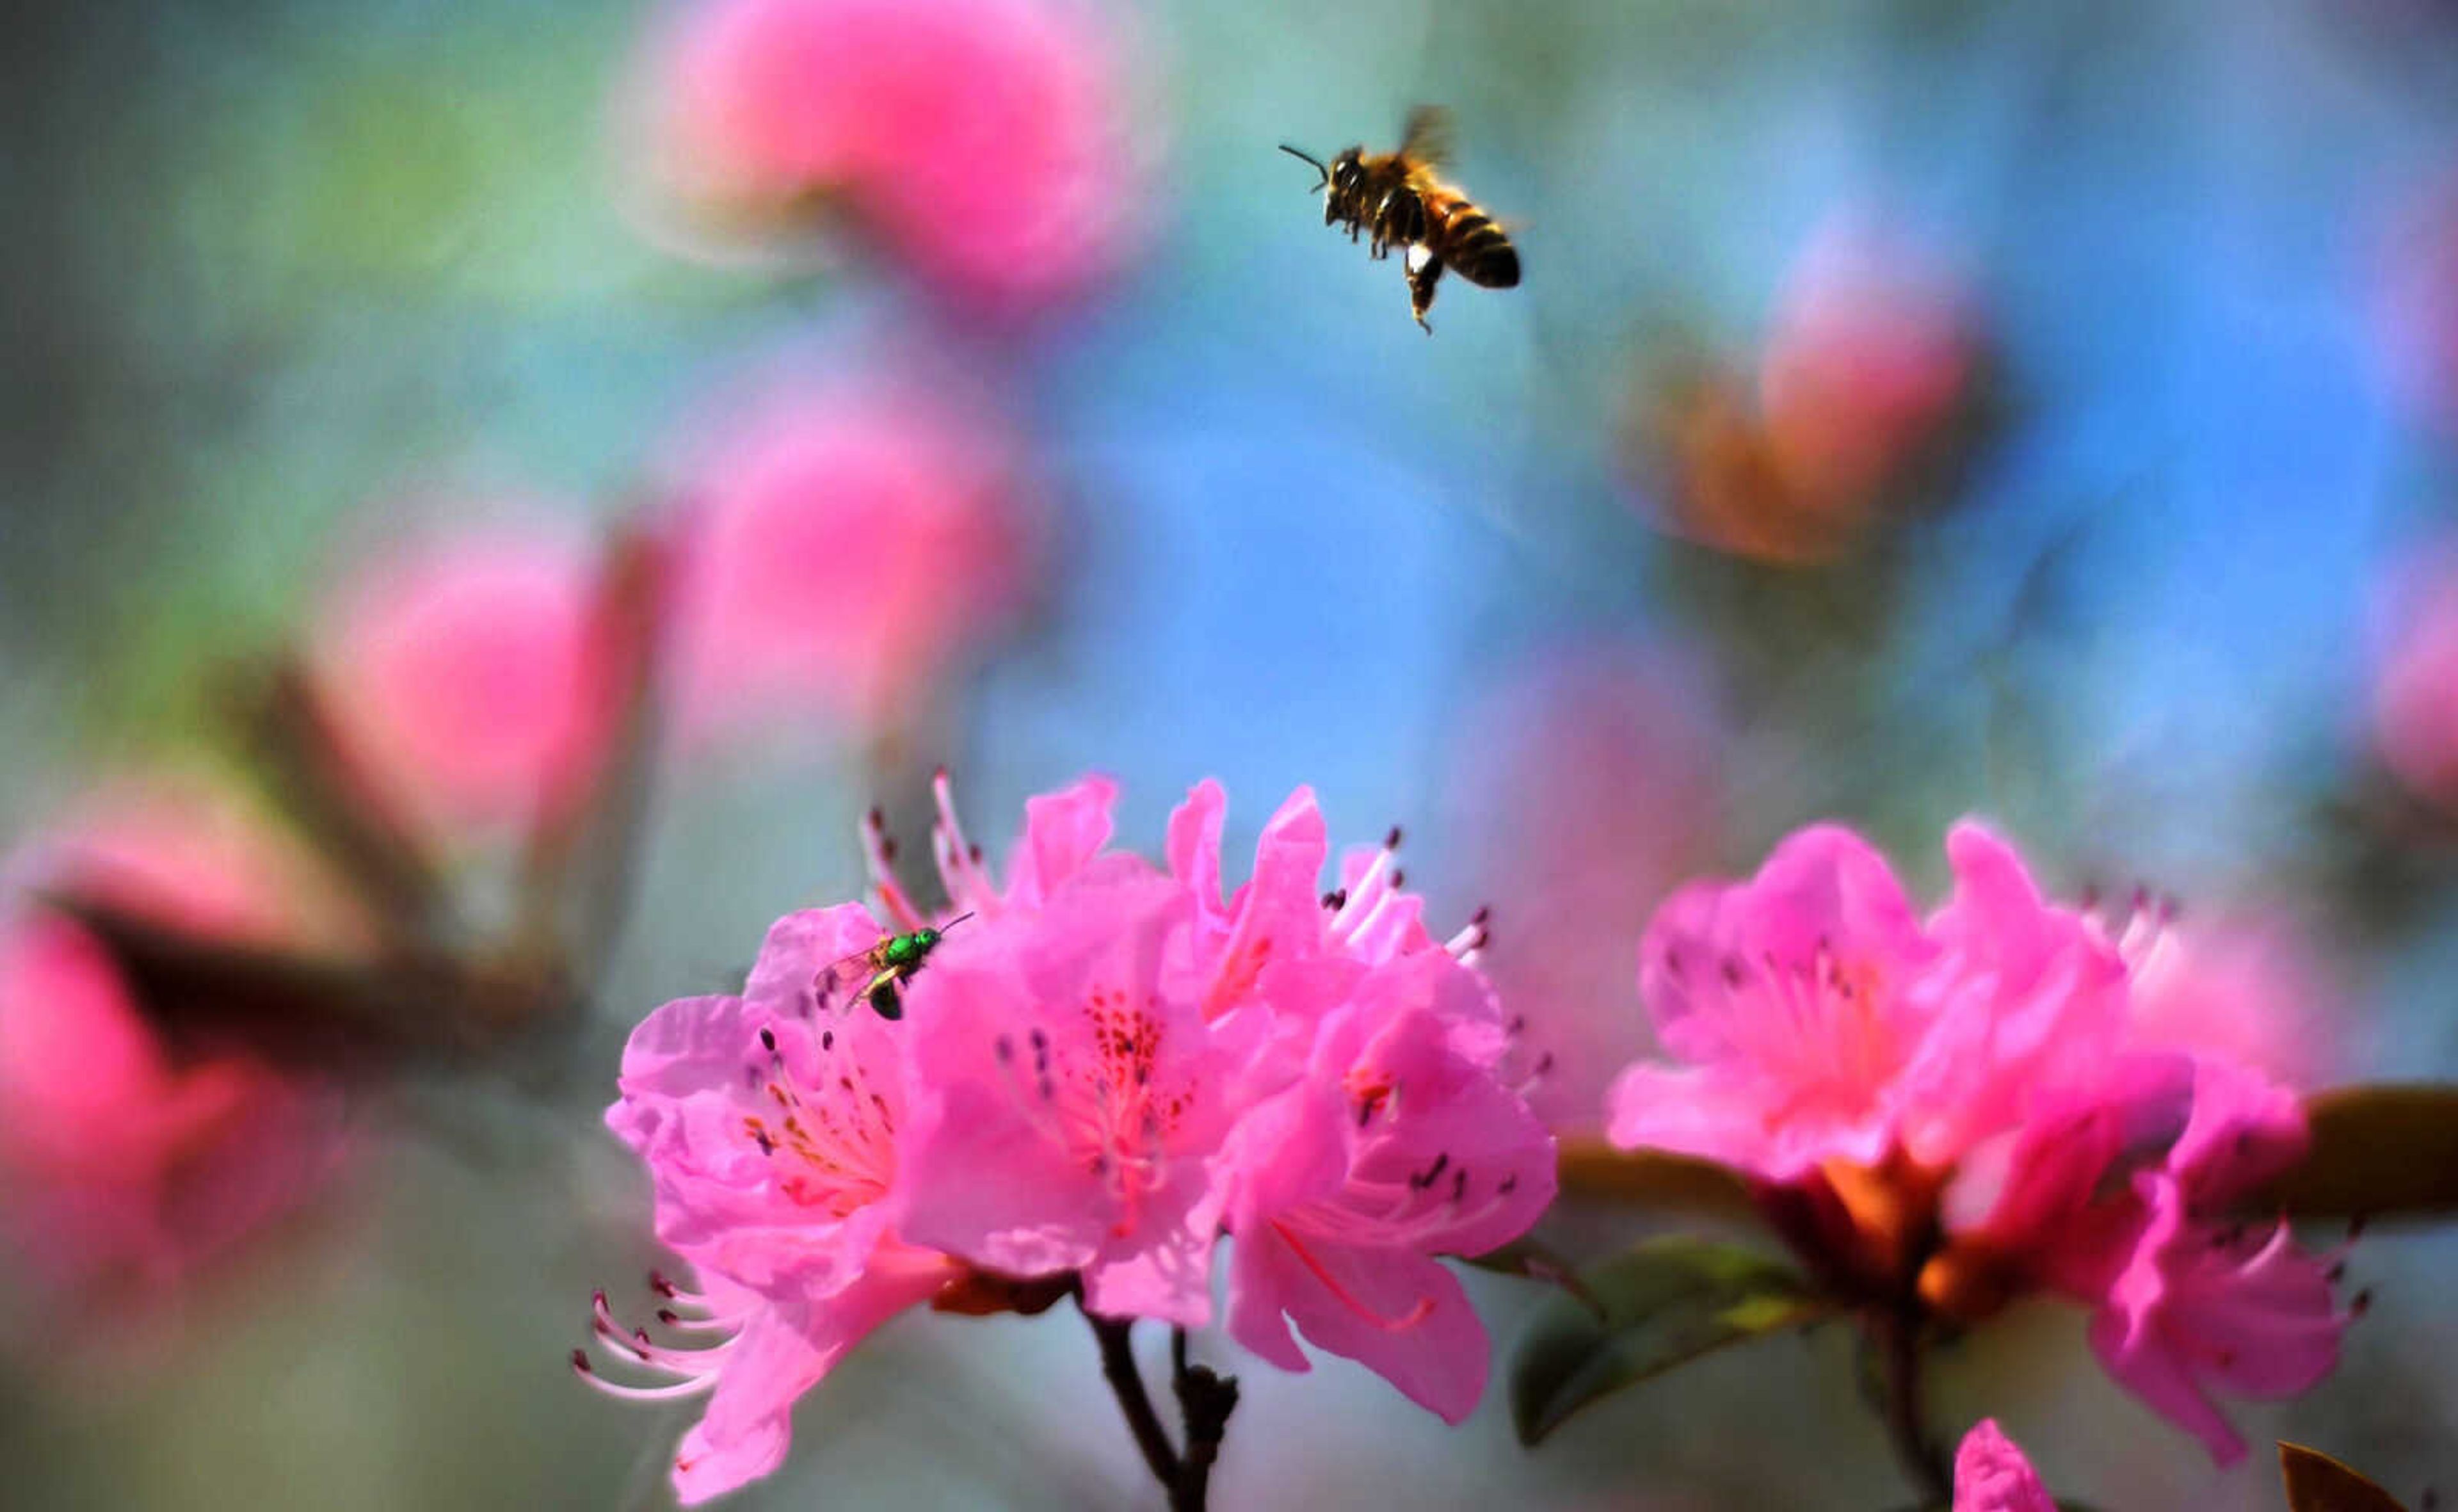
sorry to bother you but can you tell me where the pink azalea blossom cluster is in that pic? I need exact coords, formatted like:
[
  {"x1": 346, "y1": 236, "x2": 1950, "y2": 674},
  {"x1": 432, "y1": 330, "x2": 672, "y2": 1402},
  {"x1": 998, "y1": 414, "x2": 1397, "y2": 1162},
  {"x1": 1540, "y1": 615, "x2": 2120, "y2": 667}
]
[
  {"x1": 0, "y1": 782, "x2": 352, "y2": 1298},
  {"x1": 625, "y1": 0, "x2": 1143, "y2": 311},
  {"x1": 1605, "y1": 822, "x2": 2350, "y2": 1465},
  {"x1": 583, "y1": 774, "x2": 1555, "y2": 1504}
]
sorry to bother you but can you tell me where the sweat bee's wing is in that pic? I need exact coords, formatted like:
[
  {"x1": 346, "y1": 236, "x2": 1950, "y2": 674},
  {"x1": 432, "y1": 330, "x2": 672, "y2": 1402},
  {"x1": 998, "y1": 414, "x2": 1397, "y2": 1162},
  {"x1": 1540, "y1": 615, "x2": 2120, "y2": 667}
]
[
  {"x1": 808, "y1": 945, "x2": 885, "y2": 1016},
  {"x1": 1398, "y1": 105, "x2": 1455, "y2": 168}
]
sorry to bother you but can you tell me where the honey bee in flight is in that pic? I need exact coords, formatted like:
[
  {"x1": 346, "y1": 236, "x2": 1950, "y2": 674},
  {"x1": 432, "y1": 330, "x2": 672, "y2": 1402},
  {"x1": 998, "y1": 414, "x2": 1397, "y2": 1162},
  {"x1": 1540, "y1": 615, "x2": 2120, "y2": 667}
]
[{"x1": 1280, "y1": 106, "x2": 1520, "y2": 332}]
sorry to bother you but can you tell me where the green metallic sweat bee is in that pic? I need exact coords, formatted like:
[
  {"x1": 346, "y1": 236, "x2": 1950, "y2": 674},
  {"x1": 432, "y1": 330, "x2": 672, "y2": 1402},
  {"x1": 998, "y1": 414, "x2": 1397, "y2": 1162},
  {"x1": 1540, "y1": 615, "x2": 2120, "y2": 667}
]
[{"x1": 814, "y1": 912, "x2": 975, "y2": 1020}]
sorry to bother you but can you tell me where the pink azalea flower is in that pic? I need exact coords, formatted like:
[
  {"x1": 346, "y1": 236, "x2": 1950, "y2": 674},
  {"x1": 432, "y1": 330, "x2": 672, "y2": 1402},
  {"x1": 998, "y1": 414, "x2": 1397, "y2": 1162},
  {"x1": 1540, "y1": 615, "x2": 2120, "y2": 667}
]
[
  {"x1": 2084, "y1": 1171, "x2": 2344, "y2": 1467},
  {"x1": 1606, "y1": 820, "x2": 2352, "y2": 1461},
  {"x1": 1222, "y1": 946, "x2": 1555, "y2": 1421},
  {"x1": 1156, "y1": 780, "x2": 1552, "y2": 1417},
  {"x1": 664, "y1": 382, "x2": 1041, "y2": 742},
  {"x1": 1607, "y1": 823, "x2": 2142, "y2": 1184},
  {"x1": 897, "y1": 871, "x2": 1253, "y2": 1326},
  {"x1": 0, "y1": 785, "x2": 348, "y2": 1298},
  {"x1": 626, "y1": 0, "x2": 1141, "y2": 311},
  {"x1": 2370, "y1": 536, "x2": 2458, "y2": 813},
  {"x1": 1604, "y1": 823, "x2": 1942, "y2": 1180},
  {"x1": 588, "y1": 903, "x2": 959, "y2": 1504},
  {"x1": 1952, "y1": 1419, "x2": 2053, "y2": 1512},
  {"x1": 312, "y1": 520, "x2": 620, "y2": 837}
]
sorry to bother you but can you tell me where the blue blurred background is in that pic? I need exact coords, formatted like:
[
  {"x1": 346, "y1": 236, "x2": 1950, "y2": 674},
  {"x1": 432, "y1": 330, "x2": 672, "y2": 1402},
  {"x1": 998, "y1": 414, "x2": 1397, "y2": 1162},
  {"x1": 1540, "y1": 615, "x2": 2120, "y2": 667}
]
[{"x1": 4, "y1": 1, "x2": 2457, "y2": 1507}]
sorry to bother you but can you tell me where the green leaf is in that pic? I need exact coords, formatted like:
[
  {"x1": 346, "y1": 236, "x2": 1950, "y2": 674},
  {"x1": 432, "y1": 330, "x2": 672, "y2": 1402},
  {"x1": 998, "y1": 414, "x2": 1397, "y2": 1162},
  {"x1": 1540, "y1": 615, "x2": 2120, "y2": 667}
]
[
  {"x1": 2245, "y1": 1084, "x2": 2458, "y2": 1223},
  {"x1": 1509, "y1": 1237, "x2": 1829, "y2": 1446},
  {"x1": 1461, "y1": 1235, "x2": 1601, "y2": 1310},
  {"x1": 1554, "y1": 1137, "x2": 1760, "y2": 1224},
  {"x1": 2279, "y1": 1442, "x2": 2408, "y2": 1512}
]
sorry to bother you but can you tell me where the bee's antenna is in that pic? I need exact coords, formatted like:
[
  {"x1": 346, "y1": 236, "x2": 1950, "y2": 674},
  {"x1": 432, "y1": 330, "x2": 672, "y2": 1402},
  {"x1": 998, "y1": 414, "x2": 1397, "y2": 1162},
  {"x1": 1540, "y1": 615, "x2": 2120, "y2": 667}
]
[
  {"x1": 1277, "y1": 143, "x2": 1329, "y2": 189},
  {"x1": 942, "y1": 910, "x2": 977, "y2": 932}
]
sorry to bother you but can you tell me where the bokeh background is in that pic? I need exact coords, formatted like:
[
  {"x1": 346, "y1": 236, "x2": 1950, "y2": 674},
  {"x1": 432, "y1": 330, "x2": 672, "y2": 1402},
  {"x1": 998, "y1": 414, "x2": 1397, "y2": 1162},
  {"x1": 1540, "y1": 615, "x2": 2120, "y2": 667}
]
[{"x1": 5, "y1": 0, "x2": 2458, "y2": 1506}]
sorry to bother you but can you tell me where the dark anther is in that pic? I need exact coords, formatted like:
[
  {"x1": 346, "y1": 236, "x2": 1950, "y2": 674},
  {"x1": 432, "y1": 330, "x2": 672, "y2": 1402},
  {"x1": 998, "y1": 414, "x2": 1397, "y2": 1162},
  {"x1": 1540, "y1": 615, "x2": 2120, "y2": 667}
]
[
  {"x1": 571, "y1": 1349, "x2": 593, "y2": 1374},
  {"x1": 759, "y1": 1027, "x2": 778, "y2": 1052},
  {"x1": 1385, "y1": 825, "x2": 1404, "y2": 849}
]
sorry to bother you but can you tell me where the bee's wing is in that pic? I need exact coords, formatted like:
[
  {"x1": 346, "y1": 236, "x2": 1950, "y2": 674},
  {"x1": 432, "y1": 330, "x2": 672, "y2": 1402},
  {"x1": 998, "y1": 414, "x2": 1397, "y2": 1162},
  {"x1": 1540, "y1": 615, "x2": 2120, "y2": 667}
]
[
  {"x1": 1399, "y1": 105, "x2": 1455, "y2": 168},
  {"x1": 809, "y1": 947, "x2": 882, "y2": 1015}
]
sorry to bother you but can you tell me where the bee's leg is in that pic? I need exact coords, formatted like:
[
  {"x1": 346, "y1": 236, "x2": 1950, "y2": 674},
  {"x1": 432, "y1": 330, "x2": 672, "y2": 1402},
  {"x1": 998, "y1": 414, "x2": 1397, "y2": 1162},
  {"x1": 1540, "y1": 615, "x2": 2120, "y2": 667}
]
[{"x1": 1408, "y1": 250, "x2": 1445, "y2": 333}]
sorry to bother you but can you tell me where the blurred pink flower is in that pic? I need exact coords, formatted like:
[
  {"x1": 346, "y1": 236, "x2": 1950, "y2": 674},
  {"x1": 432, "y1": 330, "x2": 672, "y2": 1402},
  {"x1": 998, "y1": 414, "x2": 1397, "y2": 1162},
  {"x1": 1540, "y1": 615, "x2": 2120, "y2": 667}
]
[
  {"x1": 2112, "y1": 908, "x2": 2345, "y2": 1086},
  {"x1": 2375, "y1": 175, "x2": 2458, "y2": 432},
  {"x1": 1633, "y1": 218, "x2": 1983, "y2": 567},
  {"x1": 1758, "y1": 218, "x2": 1980, "y2": 508},
  {"x1": 312, "y1": 522, "x2": 620, "y2": 837},
  {"x1": 1952, "y1": 1419, "x2": 2053, "y2": 1512},
  {"x1": 629, "y1": 0, "x2": 1141, "y2": 310},
  {"x1": 2370, "y1": 536, "x2": 2458, "y2": 812},
  {"x1": 1445, "y1": 647, "x2": 1724, "y2": 1129},
  {"x1": 2085, "y1": 1173, "x2": 2343, "y2": 1467},
  {"x1": 588, "y1": 903, "x2": 958, "y2": 1504},
  {"x1": 1605, "y1": 821, "x2": 2350, "y2": 1462},
  {"x1": 21, "y1": 778, "x2": 369, "y2": 952},
  {"x1": 0, "y1": 785, "x2": 348, "y2": 1298},
  {"x1": 665, "y1": 383, "x2": 1040, "y2": 742}
]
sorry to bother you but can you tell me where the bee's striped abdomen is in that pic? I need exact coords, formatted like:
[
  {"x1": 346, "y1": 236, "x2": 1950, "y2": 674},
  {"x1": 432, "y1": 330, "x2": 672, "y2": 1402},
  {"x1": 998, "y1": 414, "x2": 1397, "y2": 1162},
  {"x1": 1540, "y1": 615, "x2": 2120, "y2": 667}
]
[{"x1": 1423, "y1": 188, "x2": 1520, "y2": 289}]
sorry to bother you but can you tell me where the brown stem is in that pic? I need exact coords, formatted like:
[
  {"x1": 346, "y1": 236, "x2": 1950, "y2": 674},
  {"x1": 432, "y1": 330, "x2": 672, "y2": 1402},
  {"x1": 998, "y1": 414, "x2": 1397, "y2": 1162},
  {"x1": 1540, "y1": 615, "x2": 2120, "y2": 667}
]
[
  {"x1": 1082, "y1": 1303, "x2": 1181, "y2": 1496},
  {"x1": 1875, "y1": 1311, "x2": 1951, "y2": 1509},
  {"x1": 1169, "y1": 1328, "x2": 1239, "y2": 1512}
]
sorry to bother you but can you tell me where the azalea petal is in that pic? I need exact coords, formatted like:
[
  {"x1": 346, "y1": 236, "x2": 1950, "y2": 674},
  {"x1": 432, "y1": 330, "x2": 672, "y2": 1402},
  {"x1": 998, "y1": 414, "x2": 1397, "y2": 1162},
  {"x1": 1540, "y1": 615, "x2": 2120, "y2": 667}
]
[
  {"x1": 2165, "y1": 1058, "x2": 2307, "y2": 1205},
  {"x1": 1165, "y1": 778, "x2": 1228, "y2": 916},
  {"x1": 671, "y1": 1250, "x2": 953, "y2": 1505},
  {"x1": 1004, "y1": 774, "x2": 1120, "y2": 906},
  {"x1": 2085, "y1": 1175, "x2": 2345, "y2": 1466},
  {"x1": 1249, "y1": 1227, "x2": 1489, "y2": 1424}
]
